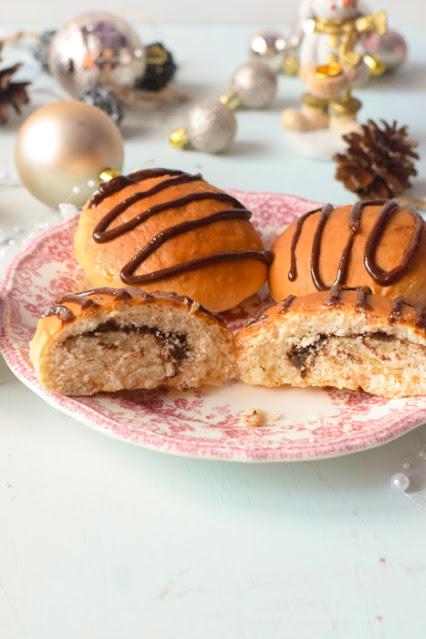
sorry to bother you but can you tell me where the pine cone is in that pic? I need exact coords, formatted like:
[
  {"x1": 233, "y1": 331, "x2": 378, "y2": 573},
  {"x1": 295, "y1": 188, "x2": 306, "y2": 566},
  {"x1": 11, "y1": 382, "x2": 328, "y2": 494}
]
[
  {"x1": 0, "y1": 60, "x2": 31, "y2": 125},
  {"x1": 334, "y1": 120, "x2": 419, "y2": 200}
]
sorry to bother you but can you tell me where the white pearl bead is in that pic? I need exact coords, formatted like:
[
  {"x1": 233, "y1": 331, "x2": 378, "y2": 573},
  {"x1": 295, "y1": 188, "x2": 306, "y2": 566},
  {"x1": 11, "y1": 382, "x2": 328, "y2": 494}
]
[
  {"x1": 59, "y1": 203, "x2": 79, "y2": 218},
  {"x1": 418, "y1": 450, "x2": 426, "y2": 460},
  {"x1": 402, "y1": 462, "x2": 411, "y2": 470},
  {"x1": 87, "y1": 179, "x2": 96, "y2": 188},
  {"x1": 72, "y1": 186, "x2": 81, "y2": 194},
  {"x1": 390, "y1": 472, "x2": 410, "y2": 492}
]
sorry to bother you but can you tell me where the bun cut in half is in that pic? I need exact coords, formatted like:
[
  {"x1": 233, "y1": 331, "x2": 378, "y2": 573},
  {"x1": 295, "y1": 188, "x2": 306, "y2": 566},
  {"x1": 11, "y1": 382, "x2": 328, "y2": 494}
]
[
  {"x1": 236, "y1": 288, "x2": 426, "y2": 398},
  {"x1": 30, "y1": 288, "x2": 236, "y2": 396}
]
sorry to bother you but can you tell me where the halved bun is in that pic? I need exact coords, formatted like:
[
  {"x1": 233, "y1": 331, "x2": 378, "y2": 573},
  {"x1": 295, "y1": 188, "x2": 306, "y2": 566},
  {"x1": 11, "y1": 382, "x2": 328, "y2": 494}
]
[
  {"x1": 30, "y1": 288, "x2": 236, "y2": 396},
  {"x1": 236, "y1": 288, "x2": 426, "y2": 398}
]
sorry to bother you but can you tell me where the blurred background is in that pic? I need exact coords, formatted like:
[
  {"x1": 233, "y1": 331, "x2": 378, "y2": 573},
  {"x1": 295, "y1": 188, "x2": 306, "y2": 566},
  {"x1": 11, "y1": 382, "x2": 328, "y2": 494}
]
[{"x1": 0, "y1": 0, "x2": 418, "y2": 26}]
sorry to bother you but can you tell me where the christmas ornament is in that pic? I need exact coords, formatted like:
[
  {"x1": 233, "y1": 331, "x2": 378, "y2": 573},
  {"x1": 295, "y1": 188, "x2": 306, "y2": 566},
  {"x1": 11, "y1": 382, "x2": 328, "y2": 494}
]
[
  {"x1": 81, "y1": 85, "x2": 124, "y2": 126},
  {"x1": 169, "y1": 44, "x2": 279, "y2": 154},
  {"x1": 249, "y1": 31, "x2": 287, "y2": 72},
  {"x1": 33, "y1": 30, "x2": 56, "y2": 72},
  {"x1": 0, "y1": 28, "x2": 181, "y2": 118},
  {"x1": 363, "y1": 30, "x2": 408, "y2": 74},
  {"x1": 15, "y1": 100, "x2": 124, "y2": 208},
  {"x1": 136, "y1": 42, "x2": 177, "y2": 92},
  {"x1": 170, "y1": 100, "x2": 237, "y2": 154},
  {"x1": 230, "y1": 61, "x2": 277, "y2": 109},
  {"x1": 334, "y1": 120, "x2": 419, "y2": 200},
  {"x1": 49, "y1": 12, "x2": 146, "y2": 98},
  {"x1": 0, "y1": 48, "x2": 31, "y2": 125},
  {"x1": 249, "y1": 31, "x2": 301, "y2": 76}
]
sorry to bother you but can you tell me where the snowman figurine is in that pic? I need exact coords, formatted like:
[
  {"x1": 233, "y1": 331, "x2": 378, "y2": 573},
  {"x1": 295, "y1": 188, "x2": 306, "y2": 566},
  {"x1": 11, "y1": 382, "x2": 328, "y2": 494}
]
[{"x1": 283, "y1": 0, "x2": 386, "y2": 134}]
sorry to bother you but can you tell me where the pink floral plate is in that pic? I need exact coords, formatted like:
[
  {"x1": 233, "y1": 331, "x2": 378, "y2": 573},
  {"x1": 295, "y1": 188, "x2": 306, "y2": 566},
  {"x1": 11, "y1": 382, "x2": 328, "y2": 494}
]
[{"x1": 1, "y1": 189, "x2": 426, "y2": 462}]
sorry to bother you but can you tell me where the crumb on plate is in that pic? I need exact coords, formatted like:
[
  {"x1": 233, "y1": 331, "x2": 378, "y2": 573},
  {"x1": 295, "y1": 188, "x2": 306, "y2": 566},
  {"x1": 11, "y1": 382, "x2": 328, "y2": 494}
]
[{"x1": 241, "y1": 409, "x2": 266, "y2": 427}]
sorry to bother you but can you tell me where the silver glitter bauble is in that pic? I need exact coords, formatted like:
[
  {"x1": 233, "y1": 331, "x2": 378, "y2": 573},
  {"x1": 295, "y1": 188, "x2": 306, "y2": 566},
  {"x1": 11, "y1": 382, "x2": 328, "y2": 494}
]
[
  {"x1": 249, "y1": 31, "x2": 287, "y2": 72},
  {"x1": 231, "y1": 61, "x2": 278, "y2": 109},
  {"x1": 363, "y1": 31, "x2": 408, "y2": 73},
  {"x1": 49, "y1": 12, "x2": 146, "y2": 98},
  {"x1": 186, "y1": 100, "x2": 237, "y2": 154}
]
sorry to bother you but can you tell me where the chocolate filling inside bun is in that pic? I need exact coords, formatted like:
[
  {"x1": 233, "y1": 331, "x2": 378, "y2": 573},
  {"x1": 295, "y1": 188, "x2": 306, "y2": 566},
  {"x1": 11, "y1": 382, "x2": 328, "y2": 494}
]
[
  {"x1": 236, "y1": 288, "x2": 426, "y2": 399},
  {"x1": 30, "y1": 288, "x2": 236, "y2": 396}
]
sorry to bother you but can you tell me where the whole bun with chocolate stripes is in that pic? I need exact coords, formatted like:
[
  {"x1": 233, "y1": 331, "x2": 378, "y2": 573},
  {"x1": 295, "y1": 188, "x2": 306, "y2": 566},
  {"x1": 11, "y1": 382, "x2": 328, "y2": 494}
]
[
  {"x1": 75, "y1": 168, "x2": 270, "y2": 313},
  {"x1": 270, "y1": 199, "x2": 426, "y2": 307}
]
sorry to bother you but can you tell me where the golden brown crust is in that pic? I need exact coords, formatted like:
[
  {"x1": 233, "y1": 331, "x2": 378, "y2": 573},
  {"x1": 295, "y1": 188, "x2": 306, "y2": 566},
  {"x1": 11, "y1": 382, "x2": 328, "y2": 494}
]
[
  {"x1": 75, "y1": 171, "x2": 268, "y2": 312},
  {"x1": 269, "y1": 202, "x2": 426, "y2": 307},
  {"x1": 30, "y1": 288, "x2": 229, "y2": 371},
  {"x1": 239, "y1": 290, "x2": 426, "y2": 339}
]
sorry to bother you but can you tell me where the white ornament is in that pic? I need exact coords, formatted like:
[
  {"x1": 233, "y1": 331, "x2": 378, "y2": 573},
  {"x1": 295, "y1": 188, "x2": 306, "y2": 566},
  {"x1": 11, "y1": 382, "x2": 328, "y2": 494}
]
[
  {"x1": 249, "y1": 31, "x2": 287, "y2": 72},
  {"x1": 390, "y1": 472, "x2": 410, "y2": 493},
  {"x1": 58, "y1": 203, "x2": 79, "y2": 219}
]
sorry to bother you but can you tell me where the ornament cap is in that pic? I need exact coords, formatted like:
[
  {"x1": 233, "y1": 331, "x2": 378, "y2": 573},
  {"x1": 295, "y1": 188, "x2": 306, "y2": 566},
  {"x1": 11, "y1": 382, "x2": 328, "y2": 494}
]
[
  {"x1": 363, "y1": 54, "x2": 386, "y2": 77},
  {"x1": 98, "y1": 168, "x2": 121, "y2": 184},
  {"x1": 169, "y1": 127, "x2": 189, "y2": 149},
  {"x1": 219, "y1": 91, "x2": 240, "y2": 112}
]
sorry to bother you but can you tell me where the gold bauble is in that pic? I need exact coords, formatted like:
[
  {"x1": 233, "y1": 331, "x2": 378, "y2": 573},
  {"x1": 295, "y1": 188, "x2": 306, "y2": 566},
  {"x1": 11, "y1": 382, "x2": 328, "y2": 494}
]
[{"x1": 15, "y1": 100, "x2": 124, "y2": 208}]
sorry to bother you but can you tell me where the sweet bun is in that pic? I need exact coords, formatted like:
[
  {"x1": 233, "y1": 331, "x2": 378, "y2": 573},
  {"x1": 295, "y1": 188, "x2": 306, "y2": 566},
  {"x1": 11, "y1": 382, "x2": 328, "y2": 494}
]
[
  {"x1": 270, "y1": 199, "x2": 426, "y2": 307},
  {"x1": 30, "y1": 288, "x2": 236, "y2": 396},
  {"x1": 236, "y1": 287, "x2": 426, "y2": 398},
  {"x1": 75, "y1": 168, "x2": 270, "y2": 312}
]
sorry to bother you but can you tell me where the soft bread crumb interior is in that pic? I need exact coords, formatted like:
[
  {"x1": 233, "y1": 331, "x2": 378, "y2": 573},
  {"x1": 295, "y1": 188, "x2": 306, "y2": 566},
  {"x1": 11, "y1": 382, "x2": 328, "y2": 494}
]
[
  {"x1": 37, "y1": 304, "x2": 236, "y2": 395},
  {"x1": 237, "y1": 310, "x2": 426, "y2": 398}
]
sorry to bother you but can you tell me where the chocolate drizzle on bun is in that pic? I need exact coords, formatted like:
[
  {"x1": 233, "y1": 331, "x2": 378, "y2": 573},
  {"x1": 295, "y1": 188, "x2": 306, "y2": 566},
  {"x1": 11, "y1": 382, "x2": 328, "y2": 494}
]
[
  {"x1": 76, "y1": 168, "x2": 270, "y2": 312},
  {"x1": 40, "y1": 287, "x2": 225, "y2": 325},
  {"x1": 288, "y1": 199, "x2": 423, "y2": 290},
  {"x1": 90, "y1": 169, "x2": 270, "y2": 285},
  {"x1": 270, "y1": 199, "x2": 426, "y2": 308}
]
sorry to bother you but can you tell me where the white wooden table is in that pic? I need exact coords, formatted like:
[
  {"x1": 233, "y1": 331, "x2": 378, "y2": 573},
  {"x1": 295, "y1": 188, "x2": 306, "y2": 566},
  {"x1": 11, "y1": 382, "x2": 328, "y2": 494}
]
[{"x1": 1, "y1": 22, "x2": 426, "y2": 639}]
